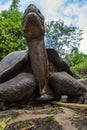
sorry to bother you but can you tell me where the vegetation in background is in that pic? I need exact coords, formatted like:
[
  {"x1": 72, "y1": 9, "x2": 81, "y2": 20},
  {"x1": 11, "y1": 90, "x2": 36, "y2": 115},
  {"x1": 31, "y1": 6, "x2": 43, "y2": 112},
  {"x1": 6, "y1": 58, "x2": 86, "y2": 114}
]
[
  {"x1": 68, "y1": 53, "x2": 87, "y2": 78},
  {"x1": 10, "y1": 0, "x2": 20, "y2": 11},
  {"x1": 0, "y1": 0, "x2": 83, "y2": 60},
  {"x1": 0, "y1": 0, "x2": 26, "y2": 60},
  {"x1": 45, "y1": 20, "x2": 83, "y2": 57}
]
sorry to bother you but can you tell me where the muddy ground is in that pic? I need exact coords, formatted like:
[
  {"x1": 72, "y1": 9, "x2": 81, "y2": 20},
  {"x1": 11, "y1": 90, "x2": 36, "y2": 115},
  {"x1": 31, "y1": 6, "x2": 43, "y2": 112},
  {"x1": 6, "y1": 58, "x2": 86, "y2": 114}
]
[{"x1": 0, "y1": 102, "x2": 87, "y2": 130}]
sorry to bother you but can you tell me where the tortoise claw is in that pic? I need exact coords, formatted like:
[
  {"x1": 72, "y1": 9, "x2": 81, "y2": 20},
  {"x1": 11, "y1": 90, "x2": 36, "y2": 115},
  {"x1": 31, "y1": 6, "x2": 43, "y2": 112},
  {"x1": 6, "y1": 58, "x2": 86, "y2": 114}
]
[
  {"x1": 36, "y1": 94, "x2": 54, "y2": 101},
  {"x1": 67, "y1": 92, "x2": 87, "y2": 104}
]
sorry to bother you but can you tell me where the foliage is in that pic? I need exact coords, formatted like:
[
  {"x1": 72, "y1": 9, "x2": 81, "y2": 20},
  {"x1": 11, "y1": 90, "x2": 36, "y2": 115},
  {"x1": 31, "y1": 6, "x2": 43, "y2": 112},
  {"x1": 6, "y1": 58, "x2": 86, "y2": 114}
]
[
  {"x1": 45, "y1": 20, "x2": 83, "y2": 57},
  {"x1": 68, "y1": 53, "x2": 87, "y2": 67},
  {"x1": 0, "y1": 10, "x2": 26, "y2": 60},
  {"x1": 10, "y1": 0, "x2": 20, "y2": 10},
  {"x1": 0, "y1": 117, "x2": 11, "y2": 130},
  {"x1": 68, "y1": 53, "x2": 87, "y2": 78},
  {"x1": 44, "y1": 116, "x2": 54, "y2": 123}
]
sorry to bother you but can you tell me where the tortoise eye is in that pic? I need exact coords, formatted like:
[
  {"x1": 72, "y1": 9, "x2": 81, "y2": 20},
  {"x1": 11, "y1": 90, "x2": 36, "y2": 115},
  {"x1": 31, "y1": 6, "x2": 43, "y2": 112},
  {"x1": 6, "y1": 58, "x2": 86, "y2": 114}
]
[{"x1": 38, "y1": 9, "x2": 41, "y2": 14}]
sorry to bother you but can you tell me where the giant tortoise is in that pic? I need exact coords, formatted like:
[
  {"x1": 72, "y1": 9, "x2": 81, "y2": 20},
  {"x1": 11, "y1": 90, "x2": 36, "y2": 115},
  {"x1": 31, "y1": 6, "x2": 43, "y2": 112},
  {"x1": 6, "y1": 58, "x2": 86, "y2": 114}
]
[{"x1": 0, "y1": 4, "x2": 87, "y2": 110}]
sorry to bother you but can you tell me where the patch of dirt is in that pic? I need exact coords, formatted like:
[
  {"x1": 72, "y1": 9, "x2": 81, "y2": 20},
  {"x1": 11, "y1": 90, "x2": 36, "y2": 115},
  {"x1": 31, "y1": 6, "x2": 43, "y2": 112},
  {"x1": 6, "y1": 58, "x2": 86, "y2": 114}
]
[
  {"x1": 5, "y1": 117, "x2": 62, "y2": 130},
  {"x1": 71, "y1": 109, "x2": 87, "y2": 130},
  {"x1": 72, "y1": 119, "x2": 87, "y2": 130},
  {"x1": 0, "y1": 103, "x2": 87, "y2": 130}
]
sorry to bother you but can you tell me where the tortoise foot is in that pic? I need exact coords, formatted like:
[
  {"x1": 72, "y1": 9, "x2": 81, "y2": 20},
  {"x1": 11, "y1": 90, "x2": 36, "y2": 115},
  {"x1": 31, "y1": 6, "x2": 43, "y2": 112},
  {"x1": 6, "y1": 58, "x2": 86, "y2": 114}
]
[
  {"x1": 67, "y1": 91, "x2": 87, "y2": 104},
  {"x1": 0, "y1": 102, "x2": 11, "y2": 111},
  {"x1": 36, "y1": 94, "x2": 54, "y2": 101},
  {"x1": 82, "y1": 92, "x2": 87, "y2": 104},
  {"x1": 67, "y1": 95, "x2": 84, "y2": 104}
]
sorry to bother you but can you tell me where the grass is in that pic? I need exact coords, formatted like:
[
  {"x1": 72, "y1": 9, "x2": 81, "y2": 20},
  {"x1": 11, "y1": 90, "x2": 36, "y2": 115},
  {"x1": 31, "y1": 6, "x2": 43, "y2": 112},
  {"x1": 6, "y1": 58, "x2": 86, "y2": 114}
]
[
  {"x1": 19, "y1": 121, "x2": 24, "y2": 129},
  {"x1": 44, "y1": 116, "x2": 62, "y2": 129},
  {"x1": 44, "y1": 116, "x2": 54, "y2": 123},
  {"x1": 70, "y1": 59, "x2": 87, "y2": 78},
  {"x1": 74, "y1": 59, "x2": 87, "y2": 69}
]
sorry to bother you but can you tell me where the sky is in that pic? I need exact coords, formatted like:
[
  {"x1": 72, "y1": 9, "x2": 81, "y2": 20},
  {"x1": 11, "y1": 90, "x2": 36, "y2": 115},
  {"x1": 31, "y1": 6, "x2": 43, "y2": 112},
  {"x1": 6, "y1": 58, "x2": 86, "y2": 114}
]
[{"x1": 0, "y1": 0, "x2": 87, "y2": 54}]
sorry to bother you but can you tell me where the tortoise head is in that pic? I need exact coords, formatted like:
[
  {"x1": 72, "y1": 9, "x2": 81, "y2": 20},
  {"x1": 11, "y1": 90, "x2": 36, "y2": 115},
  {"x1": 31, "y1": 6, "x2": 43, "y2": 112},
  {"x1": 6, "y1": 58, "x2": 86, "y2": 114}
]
[{"x1": 22, "y1": 4, "x2": 45, "y2": 41}]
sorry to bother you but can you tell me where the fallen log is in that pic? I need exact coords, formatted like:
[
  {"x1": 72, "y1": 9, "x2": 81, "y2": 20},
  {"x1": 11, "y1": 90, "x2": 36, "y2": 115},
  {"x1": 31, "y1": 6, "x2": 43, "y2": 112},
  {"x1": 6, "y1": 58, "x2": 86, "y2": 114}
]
[{"x1": 50, "y1": 101, "x2": 87, "y2": 109}]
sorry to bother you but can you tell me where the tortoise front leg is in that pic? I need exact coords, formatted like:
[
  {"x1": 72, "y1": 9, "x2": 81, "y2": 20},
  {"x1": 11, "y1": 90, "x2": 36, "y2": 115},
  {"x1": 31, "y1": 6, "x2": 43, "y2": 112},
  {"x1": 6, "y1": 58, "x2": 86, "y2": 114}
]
[
  {"x1": 0, "y1": 72, "x2": 37, "y2": 110},
  {"x1": 48, "y1": 72, "x2": 87, "y2": 104}
]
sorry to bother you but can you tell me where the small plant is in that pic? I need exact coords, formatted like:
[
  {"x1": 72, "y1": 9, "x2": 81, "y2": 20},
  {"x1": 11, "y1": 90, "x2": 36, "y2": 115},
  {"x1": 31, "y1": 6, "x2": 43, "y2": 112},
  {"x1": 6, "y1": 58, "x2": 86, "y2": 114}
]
[
  {"x1": 71, "y1": 67, "x2": 83, "y2": 78},
  {"x1": 0, "y1": 117, "x2": 11, "y2": 130},
  {"x1": 44, "y1": 116, "x2": 54, "y2": 123},
  {"x1": 57, "y1": 122, "x2": 62, "y2": 129},
  {"x1": 51, "y1": 104, "x2": 63, "y2": 113},
  {"x1": 19, "y1": 120, "x2": 24, "y2": 129},
  {"x1": 68, "y1": 53, "x2": 87, "y2": 78}
]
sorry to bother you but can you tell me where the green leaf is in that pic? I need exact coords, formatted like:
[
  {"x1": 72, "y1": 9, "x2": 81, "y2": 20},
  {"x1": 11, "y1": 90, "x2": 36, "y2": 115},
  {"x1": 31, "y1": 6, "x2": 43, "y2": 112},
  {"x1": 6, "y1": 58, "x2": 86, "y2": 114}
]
[{"x1": 0, "y1": 117, "x2": 11, "y2": 130}]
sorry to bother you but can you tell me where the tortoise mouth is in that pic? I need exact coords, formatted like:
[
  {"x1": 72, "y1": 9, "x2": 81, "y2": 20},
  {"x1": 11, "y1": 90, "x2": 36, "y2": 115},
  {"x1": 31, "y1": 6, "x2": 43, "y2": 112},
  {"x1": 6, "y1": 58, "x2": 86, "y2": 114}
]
[
  {"x1": 22, "y1": 4, "x2": 44, "y2": 25},
  {"x1": 22, "y1": 4, "x2": 44, "y2": 40}
]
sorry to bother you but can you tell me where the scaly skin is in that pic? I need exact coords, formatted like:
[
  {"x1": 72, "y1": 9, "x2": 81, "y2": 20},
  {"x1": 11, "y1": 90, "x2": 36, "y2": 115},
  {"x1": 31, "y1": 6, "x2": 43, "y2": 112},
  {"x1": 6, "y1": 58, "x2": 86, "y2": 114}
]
[
  {"x1": 49, "y1": 72, "x2": 87, "y2": 103},
  {"x1": 22, "y1": 4, "x2": 44, "y2": 41},
  {"x1": 0, "y1": 73, "x2": 37, "y2": 110},
  {"x1": 22, "y1": 4, "x2": 53, "y2": 99}
]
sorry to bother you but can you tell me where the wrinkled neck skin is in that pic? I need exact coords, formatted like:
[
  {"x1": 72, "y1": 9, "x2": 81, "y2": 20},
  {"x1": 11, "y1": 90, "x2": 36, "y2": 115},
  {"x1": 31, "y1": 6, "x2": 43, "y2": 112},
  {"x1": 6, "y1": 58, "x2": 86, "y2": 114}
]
[{"x1": 26, "y1": 38, "x2": 49, "y2": 94}]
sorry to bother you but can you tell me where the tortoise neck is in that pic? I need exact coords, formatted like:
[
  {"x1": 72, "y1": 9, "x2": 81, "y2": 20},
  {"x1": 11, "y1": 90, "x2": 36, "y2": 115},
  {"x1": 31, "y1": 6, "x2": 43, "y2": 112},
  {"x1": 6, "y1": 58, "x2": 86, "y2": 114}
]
[{"x1": 26, "y1": 38, "x2": 45, "y2": 49}]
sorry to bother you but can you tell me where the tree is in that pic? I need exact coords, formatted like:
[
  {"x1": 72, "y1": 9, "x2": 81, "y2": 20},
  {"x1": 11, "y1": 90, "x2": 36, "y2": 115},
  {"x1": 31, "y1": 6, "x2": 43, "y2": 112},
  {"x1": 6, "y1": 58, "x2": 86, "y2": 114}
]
[
  {"x1": 0, "y1": 0, "x2": 26, "y2": 60},
  {"x1": 10, "y1": 0, "x2": 20, "y2": 10},
  {"x1": 45, "y1": 20, "x2": 83, "y2": 57},
  {"x1": 0, "y1": 10, "x2": 26, "y2": 60}
]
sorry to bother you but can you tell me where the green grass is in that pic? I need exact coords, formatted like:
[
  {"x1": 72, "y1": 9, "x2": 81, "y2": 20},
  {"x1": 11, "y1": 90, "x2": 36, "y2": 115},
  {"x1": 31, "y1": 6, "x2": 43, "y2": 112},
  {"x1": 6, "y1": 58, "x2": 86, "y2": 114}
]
[
  {"x1": 44, "y1": 116, "x2": 54, "y2": 123},
  {"x1": 71, "y1": 59, "x2": 87, "y2": 78},
  {"x1": 77, "y1": 59, "x2": 87, "y2": 69}
]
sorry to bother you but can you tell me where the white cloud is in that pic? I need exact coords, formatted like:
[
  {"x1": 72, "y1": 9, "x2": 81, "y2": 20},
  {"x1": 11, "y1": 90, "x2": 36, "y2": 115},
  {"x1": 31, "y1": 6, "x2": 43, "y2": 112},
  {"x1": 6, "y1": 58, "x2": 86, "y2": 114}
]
[
  {"x1": 0, "y1": 0, "x2": 11, "y2": 11},
  {"x1": 20, "y1": 0, "x2": 66, "y2": 19},
  {"x1": 0, "y1": 0, "x2": 87, "y2": 54},
  {"x1": 40, "y1": 1, "x2": 87, "y2": 54},
  {"x1": 38, "y1": 0, "x2": 65, "y2": 16},
  {"x1": 38, "y1": 0, "x2": 65, "y2": 10},
  {"x1": 55, "y1": 2, "x2": 87, "y2": 54},
  {"x1": 80, "y1": 33, "x2": 87, "y2": 54}
]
